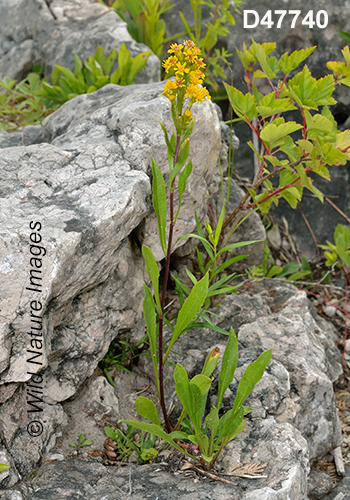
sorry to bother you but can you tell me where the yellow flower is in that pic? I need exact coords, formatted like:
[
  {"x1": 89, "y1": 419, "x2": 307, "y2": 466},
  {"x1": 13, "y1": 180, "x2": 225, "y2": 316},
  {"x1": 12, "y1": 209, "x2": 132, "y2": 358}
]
[
  {"x1": 174, "y1": 77, "x2": 185, "y2": 88},
  {"x1": 185, "y1": 52, "x2": 196, "y2": 64},
  {"x1": 164, "y1": 80, "x2": 178, "y2": 92},
  {"x1": 185, "y1": 83, "x2": 210, "y2": 102},
  {"x1": 161, "y1": 41, "x2": 210, "y2": 104},
  {"x1": 168, "y1": 43, "x2": 183, "y2": 55},
  {"x1": 183, "y1": 40, "x2": 195, "y2": 50},
  {"x1": 194, "y1": 58, "x2": 206, "y2": 70},
  {"x1": 162, "y1": 56, "x2": 178, "y2": 73},
  {"x1": 175, "y1": 62, "x2": 190, "y2": 76},
  {"x1": 189, "y1": 70, "x2": 204, "y2": 85}
]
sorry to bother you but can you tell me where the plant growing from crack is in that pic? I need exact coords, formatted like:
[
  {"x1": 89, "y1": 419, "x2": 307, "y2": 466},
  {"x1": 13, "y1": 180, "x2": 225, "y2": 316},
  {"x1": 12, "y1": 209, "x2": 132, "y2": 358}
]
[
  {"x1": 120, "y1": 40, "x2": 272, "y2": 470},
  {"x1": 70, "y1": 433, "x2": 93, "y2": 451}
]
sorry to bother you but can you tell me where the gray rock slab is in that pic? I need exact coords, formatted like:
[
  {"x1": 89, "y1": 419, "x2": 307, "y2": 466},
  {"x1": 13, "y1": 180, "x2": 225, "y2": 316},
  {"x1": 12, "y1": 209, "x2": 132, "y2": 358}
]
[
  {"x1": 0, "y1": 80, "x2": 221, "y2": 481},
  {"x1": 0, "y1": 0, "x2": 159, "y2": 83}
]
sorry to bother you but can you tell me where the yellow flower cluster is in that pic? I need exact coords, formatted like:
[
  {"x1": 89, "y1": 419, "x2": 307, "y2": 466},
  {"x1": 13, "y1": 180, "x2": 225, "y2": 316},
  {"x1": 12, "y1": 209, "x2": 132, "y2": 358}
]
[{"x1": 162, "y1": 40, "x2": 210, "y2": 103}]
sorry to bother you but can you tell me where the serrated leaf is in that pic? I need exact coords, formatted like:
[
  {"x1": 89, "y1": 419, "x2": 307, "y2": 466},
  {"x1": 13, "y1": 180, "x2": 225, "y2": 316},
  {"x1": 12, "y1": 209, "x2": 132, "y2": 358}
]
[
  {"x1": 224, "y1": 82, "x2": 257, "y2": 121},
  {"x1": 260, "y1": 121, "x2": 303, "y2": 146},
  {"x1": 278, "y1": 47, "x2": 316, "y2": 75},
  {"x1": 252, "y1": 39, "x2": 277, "y2": 80},
  {"x1": 257, "y1": 93, "x2": 296, "y2": 118}
]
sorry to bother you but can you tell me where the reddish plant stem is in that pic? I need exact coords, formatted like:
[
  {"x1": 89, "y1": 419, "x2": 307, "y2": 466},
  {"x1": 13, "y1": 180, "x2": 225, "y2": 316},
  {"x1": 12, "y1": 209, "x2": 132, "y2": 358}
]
[{"x1": 158, "y1": 134, "x2": 181, "y2": 433}]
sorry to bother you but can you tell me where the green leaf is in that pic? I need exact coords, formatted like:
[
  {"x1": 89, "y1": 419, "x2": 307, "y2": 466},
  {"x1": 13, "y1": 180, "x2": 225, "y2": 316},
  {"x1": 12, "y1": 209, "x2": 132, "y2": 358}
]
[
  {"x1": 151, "y1": 158, "x2": 167, "y2": 257},
  {"x1": 224, "y1": 82, "x2": 257, "y2": 121},
  {"x1": 119, "y1": 420, "x2": 198, "y2": 460},
  {"x1": 217, "y1": 239, "x2": 261, "y2": 257},
  {"x1": 201, "y1": 347, "x2": 220, "y2": 378},
  {"x1": 278, "y1": 47, "x2": 316, "y2": 75},
  {"x1": 260, "y1": 121, "x2": 303, "y2": 146},
  {"x1": 135, "y1": 396, "x2": 160, "y2": 425},
  {"x1": 231, "y1": 350, "x2": 272, "y2": 415},
  {"x1": 212, "y1": 255, "x2": 248, "y2": 276},
  {"x1": 339, "y1": 29, "x2": 350, "y2": 44},
  {"x1": 82, "y1": 440, "x2": 93, "y2": 447},
  {"x1": 0, "y1": 463, "x2": 10, "y2": 472},
  {"x1": 128, "y1": 50, "x2": 151, "y2": 84},
  {"x1": 217, "y1": 328, "x2": 239, "y2": 408},
  {"x1": 218, "y1": 405, "x2": 245, "y2": 442},
  {"x1": 257, "y1": 93, "x2": 296, "y2": 118},
  {"x1": 143, "y1": 284, "x2": 159, "y2": 391},
  {"x1": 164, "y1": 274, "x2": 209, "y2": 361},
  {"x1": 205, "y1": 407, "x2": 219, "y2": 438},
  {"x1": 214, "y1": 205, "x2": 225, "y2": 248},
  {"x1": 175, "y1": 160, "x2": 193, "y2": 222},
  {"x1": 142, "y1": 245, "x2": 161, "y2": 313},
  {"x1": 252, "y1": 39, "x2": 277, "y2": 79},
  {"x1": 168, "y1": 139, "x2": 189, "y2": 189},
  {"x1": 191, "y1": 374, "x2": 212, "y2": 396}
]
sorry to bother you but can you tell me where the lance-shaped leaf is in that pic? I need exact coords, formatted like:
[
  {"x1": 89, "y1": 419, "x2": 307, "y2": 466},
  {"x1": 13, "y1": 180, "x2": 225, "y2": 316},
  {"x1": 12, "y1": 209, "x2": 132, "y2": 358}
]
[
  {"x1": 164, "y1": 274, "x2": 209, "y2": 362},
  {"x1": 158, "y1": 121, "x2": 174, "y2": 155},
  {"x1": 151, "y1": 158, "x2": 167, "y2": 257},
  {"x1": 217, "y1": 405, "x2": 245, "y2": 442},
  {"x1": 143, "y1": 284, "x2": 159, "y2": 391},
  {"x1": 142, "y1": 245, "x2": 161, "y2": 313},
  {"x1": 201, "y1": 347, "x2": 220, "y2": 378},
  {"x1": 205, "y1": 407, "x2": 219, "y2": 439},
  {"x1": 167, "y1": 130, "x2": 177, "y2": 170},
  {"x1": 175, "y1": 160, "x2": 193, "y2": 222},
  {"x1": 217, "y1": 239, "x2": 261, "y2": 257},
  {"x1": 119, "y1": 419, "x2": 199, "y2": 461},
  {"x1": 135, "y1": 396, "x2": 160, "y2": 425},
  {"x1": 168, "y1": 139, "x2": 190, "y2": 190},
  {"x1": 231, "y1": 349, "x2": 272, "y2": 415},
  {"x1": 217, "y1": 328, "x2": 239, "y2": 408}
]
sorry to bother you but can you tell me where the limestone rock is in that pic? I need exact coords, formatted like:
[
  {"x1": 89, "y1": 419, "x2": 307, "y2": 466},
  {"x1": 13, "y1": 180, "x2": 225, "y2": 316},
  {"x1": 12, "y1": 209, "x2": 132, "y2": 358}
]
[
  {"x1": 0, "y1": 0, "x2": 159, "y2": 83},
  {"x1": 0, "y1": 81, "x2": 220, "y2": 479}
]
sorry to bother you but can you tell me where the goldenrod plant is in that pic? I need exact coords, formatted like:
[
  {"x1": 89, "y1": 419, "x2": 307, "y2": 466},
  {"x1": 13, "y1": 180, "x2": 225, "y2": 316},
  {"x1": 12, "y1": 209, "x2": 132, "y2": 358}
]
[{"x1": 120, "y1": 41, "x2": 272, "y2": 470}]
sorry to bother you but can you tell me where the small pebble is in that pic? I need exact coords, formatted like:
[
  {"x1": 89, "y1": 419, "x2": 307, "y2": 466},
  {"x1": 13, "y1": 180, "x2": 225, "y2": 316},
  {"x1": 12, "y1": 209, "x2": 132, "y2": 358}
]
[
  {"x1": 46, "y1": 453, "x2": 64, "y2": 461},
  {"x1": 325, "y1": 305, "x2": 337, "y2": 317}
]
